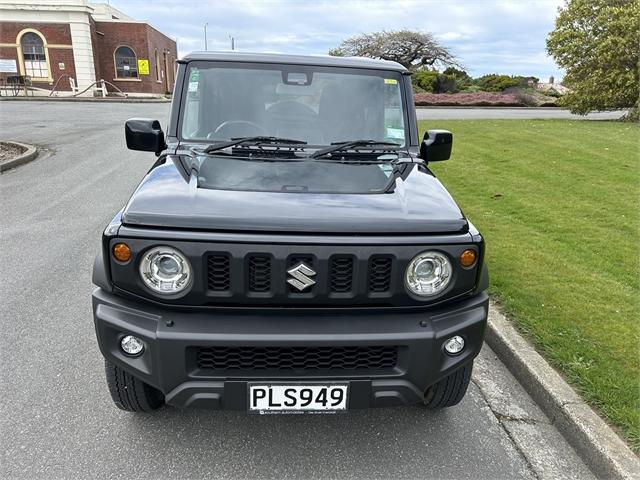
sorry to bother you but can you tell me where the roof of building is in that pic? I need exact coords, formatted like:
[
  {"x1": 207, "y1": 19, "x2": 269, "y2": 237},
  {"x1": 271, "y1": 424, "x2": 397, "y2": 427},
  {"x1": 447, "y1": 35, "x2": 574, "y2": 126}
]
[
  {"x1": 181, "y1": 51, "x2": 408, "y2": 72},
  {"x1": 89, "y1": 2, "x2": 135, "y2": 21}
]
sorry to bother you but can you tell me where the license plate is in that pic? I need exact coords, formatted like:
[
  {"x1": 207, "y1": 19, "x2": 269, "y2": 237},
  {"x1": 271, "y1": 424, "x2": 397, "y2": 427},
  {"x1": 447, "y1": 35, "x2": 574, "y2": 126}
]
[{"x1": 248, "y1": 384, "x2": 348, "y2": 413}]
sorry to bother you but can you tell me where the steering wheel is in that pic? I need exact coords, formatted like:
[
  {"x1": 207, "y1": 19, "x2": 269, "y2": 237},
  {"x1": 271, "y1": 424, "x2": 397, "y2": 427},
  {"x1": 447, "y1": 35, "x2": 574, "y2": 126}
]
[{"x1": 212, "y1": 120, "x2": 268, "y2": 138}]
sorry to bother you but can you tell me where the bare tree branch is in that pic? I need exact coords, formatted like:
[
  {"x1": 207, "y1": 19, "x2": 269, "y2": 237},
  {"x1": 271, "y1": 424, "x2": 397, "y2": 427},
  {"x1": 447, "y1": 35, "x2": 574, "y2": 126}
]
[{"x1": 329, "y1": 30, "x2": 460, "y2": 70}]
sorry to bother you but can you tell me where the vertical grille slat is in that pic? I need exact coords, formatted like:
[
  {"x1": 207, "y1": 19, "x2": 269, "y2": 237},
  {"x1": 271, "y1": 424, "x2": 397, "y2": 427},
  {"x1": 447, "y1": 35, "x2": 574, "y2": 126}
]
[
  {"x1": 329, "y1": 256, "x2": 354, "y2": 293},
  {"x1": 207, "y1": 254, "x2": 231, "y2": 291},
  {"x1": 248, "y1": 255, "x2": 272, "y2": 292},
  {"x1": 368, "y1": 256, "x2": 393, "y2": 293}
]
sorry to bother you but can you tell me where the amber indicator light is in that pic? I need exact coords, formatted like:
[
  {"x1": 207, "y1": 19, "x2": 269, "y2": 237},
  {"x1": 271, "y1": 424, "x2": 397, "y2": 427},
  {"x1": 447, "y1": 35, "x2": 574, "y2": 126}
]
[
  {"x1": 113, "y1": 243, "x2": 132, "y2": 262},
  {"x1": 459, "y1": 249, "x2": 477, "y2": 268}
]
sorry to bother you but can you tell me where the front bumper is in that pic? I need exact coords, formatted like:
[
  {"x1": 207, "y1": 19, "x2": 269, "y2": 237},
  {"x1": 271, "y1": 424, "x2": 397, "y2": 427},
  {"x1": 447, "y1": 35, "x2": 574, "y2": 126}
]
[{"x1": 92, "y1": 289, "x2": 488, "y2": 409}]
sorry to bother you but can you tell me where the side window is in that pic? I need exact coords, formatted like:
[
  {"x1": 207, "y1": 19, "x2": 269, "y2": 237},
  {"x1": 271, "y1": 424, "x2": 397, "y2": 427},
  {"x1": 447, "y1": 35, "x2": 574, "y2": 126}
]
[
  {"x1": 20, "y1": 32, "x2": 49, "y2": 79},
  {"x1": 114, "y1": 46, "x2": 138, "y2": 78},
  {"x1": 154, "y1": 49, "x2": 160, "y2": 81}
]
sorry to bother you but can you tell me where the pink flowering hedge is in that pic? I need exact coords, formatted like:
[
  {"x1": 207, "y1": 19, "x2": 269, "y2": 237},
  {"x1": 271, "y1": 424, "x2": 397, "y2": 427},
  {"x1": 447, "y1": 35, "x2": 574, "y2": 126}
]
[{"x1": 414, "y1": 92, "x2": 524, "y2": 107}]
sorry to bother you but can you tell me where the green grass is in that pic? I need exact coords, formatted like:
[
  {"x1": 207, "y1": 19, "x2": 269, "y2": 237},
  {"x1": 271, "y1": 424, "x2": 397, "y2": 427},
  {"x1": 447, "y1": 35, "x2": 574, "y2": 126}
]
[{"x1": 418, "y1": 119, "x2": 639, "y2": 450}]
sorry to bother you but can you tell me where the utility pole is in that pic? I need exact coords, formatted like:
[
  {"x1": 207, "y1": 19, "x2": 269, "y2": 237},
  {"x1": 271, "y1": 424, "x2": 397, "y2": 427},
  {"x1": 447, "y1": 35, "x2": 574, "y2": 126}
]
[
  {"x1": 229, "y1": 34, "x2": 235, "y2": 51},
  {"x1": 204, "y1": 22, "x2": 208, "y2": 50}
]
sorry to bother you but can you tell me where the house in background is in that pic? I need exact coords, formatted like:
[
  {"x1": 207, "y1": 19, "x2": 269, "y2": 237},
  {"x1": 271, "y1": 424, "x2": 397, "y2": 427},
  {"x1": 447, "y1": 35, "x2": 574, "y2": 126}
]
[{"x1": 0, "y1": 0, "x2": 177, "y2": 96}]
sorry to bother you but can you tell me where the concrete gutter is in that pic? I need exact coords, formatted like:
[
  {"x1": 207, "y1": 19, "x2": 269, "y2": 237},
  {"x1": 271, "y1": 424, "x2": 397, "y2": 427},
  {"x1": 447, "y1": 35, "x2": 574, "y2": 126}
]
[
  {"x1": 486, "y1": 302, "x2": 640, "y2": 479},
  {"x1": 0, "y1": 142, "x2": 38, "y2": 172}
]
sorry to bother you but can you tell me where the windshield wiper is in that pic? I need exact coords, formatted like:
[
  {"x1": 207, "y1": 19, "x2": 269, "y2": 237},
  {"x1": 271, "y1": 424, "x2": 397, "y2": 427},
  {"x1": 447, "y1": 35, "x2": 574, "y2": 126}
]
[
  {"x1": 309, "y1": 140, "x2": 400, "y2": 159},
  {"x1": 203, "y1": 136, "x2": 307, "y2": 154}
]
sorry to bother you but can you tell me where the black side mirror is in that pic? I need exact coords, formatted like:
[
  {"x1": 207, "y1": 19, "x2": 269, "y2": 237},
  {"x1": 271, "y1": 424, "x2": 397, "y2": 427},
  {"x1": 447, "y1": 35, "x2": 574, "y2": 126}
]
[
  {"x1": 420, "y1": 129, "x2": 453, "y2": 162},
  {"x1": 125, "y1": 118, "x2": 166, "y2": 156}
]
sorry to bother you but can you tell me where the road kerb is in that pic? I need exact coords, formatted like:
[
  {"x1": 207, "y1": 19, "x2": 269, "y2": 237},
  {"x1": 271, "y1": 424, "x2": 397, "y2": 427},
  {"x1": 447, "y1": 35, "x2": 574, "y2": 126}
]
[
  {"x1": 0, "y1": 141, "x2": 38, "y2": 172},
  {"x1": 486, "y1": 302, "x2": 640, "y2": 480}
]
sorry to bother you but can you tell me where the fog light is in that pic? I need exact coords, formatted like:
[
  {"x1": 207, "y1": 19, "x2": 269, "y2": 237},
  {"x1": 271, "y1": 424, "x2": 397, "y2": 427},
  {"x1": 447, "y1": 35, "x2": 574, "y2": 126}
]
[
  {"x1": 120, "y1": 335, "x2": 144, "y2": 356},
  {"x1": 444, "y1": 336, "x2": 465, "y2": 355}
]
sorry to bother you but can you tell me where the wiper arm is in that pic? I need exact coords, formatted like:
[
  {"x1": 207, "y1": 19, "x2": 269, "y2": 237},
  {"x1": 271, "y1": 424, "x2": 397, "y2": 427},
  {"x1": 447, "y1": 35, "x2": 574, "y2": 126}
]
[
  {"x1": 309, "y1": 140, "x2": 400, "y2": 159},
  {"x1": 203, "y1": 136, "x2": 307, "y2": 154}
]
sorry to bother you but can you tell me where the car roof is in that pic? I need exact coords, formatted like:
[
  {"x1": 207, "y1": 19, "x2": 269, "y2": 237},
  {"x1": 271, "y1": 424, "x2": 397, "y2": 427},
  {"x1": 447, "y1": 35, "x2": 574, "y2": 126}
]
[{"x1": 181, "y1": 51, "x2": 408, "y2": 72}]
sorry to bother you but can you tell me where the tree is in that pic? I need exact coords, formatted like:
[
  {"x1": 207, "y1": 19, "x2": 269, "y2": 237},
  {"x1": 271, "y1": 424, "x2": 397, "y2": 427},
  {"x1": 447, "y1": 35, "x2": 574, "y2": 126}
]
[
  {"x1": 443, "y1": 67, "x2": 473, "y2": 89},
  {"x1": 546, "y1": 0, "x2": 640, "y2": 118},
  {"x1": 329, "y1": 30, "x2": 458, "y2": 70}
]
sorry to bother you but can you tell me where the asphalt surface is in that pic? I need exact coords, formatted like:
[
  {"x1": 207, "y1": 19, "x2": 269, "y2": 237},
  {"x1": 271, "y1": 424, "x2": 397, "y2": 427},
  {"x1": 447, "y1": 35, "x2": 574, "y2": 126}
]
[{"x1": 1, "y1": 101, "x2": 596, "y2": 479}]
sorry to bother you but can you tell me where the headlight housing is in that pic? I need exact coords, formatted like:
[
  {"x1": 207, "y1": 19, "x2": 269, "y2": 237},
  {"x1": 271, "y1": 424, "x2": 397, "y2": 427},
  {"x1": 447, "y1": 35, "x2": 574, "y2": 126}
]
[
  {"x1": 139, "y1": 246, "x2": 192, "y2": 295},
  {"x1": 405, "y1": 251, "x2": 452, "y2": 297}
]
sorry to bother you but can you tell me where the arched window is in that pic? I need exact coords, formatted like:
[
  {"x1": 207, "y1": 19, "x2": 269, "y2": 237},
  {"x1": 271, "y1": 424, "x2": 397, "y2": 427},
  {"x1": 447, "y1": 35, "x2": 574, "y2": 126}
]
[
  {"x1": 20, "y1": 32, "x2": 48, "y2": 79},
  {"x1": 114, "y1": 46, "x2": 138, "y2": 78}
]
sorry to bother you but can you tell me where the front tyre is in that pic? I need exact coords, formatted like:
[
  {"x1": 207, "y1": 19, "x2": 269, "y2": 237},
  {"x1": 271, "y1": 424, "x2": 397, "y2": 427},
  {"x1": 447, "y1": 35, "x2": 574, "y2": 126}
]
[
  {"x1": 423, "y1": 361, "x2": 473, "y2": 408},
  {"x1": 104, "y1": 360, "x2": 164, "y2": 412}
]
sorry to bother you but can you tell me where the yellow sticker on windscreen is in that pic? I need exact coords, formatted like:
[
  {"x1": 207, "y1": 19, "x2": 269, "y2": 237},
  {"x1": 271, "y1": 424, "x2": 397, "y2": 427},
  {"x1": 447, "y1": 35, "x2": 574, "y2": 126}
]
[{"x1": 384, "y1": 78, "x2": 398, "y2": 84}]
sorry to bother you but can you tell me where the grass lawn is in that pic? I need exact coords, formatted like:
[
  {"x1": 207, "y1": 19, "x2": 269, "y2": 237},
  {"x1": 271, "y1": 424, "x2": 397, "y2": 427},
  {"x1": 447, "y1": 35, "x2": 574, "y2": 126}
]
[{"x1": 417, "y1": 119, "x2": 639, "y2": 450}]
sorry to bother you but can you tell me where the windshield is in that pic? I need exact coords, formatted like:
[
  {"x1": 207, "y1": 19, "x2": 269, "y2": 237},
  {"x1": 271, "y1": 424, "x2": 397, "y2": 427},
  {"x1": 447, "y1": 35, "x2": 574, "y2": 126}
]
[{"x1": 180, "y1": 61, "x2": 407, "y2": 147}]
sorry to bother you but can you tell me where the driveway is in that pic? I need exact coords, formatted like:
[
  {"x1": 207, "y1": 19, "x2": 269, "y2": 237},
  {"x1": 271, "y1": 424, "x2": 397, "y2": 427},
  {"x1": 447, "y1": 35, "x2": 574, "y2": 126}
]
[{"x1": 0, "y1": 101, "x2": 595, "y2": 479}]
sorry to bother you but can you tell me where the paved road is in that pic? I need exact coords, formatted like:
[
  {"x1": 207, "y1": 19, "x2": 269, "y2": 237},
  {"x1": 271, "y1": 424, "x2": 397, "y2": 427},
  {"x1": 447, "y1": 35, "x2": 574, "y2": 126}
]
[
  {"x1": 1, "y1": 101, "x2": 595, "y2": 479},
  {"x1": 416, "y1": 107, "x2": 625, "y2": 120}
]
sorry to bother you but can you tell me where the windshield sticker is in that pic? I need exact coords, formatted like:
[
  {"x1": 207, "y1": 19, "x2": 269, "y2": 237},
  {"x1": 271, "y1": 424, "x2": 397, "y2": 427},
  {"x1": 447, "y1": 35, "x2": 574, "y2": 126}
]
[
  {"x1": 188, "y1": 70, "x2": 199, "y2": 92},
  {"x1": 384, "y1": 78, "x2": 398, "y2": 85},
  {"x1": 386, "y1": 127, "x2": 405, "y2": 140}
]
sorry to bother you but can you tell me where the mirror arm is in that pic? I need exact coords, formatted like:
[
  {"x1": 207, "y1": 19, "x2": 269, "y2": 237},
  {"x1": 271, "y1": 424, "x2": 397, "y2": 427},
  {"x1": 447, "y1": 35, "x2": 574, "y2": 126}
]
[{"x1": 155, "y1": 141, "x2": 167, "y2": 157}]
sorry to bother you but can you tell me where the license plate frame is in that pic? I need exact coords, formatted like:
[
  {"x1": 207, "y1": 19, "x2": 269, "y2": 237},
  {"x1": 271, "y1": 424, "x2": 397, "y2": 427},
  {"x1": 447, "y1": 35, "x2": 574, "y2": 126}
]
[{"x1": 248, "y1": 383, "x2": 349, "y2": 414}]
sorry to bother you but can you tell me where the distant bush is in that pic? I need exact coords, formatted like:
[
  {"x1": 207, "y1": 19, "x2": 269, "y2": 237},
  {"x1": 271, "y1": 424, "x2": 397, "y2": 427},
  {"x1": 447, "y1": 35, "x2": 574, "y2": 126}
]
[
  {"x1": 509, "y1": 88, "x2": 539, "y2": 107},
  {"x1": 442, "y1": 67, "x2": 470, "y2": 79},
  {"x1": 474, "y1": 74, "x2": 540, "y2": 92},
  {"x1": 412, "y1": 70, "x2": 439, "y2": 93},
  {"x1": 412, "y1": 70, "x2": 460, "y2": 93},
  {"x1": 475, "y1": 74, "x2": 523, "y2": 92},
  {"x1": 438, "y1": 74, "x2": 458, "y2": 93},
  {"x1": 412, "y1": 70, "x2": 546, "y2": 96},
  {"x1": 545, "y1": 88, "x2": 563, "y2": 98},
  {"x1": 443, "y1": 67, "x2": 473, "y2": 90},
  {"x1": 412, "y1": 83, "x2": 428, "y2": 94}
]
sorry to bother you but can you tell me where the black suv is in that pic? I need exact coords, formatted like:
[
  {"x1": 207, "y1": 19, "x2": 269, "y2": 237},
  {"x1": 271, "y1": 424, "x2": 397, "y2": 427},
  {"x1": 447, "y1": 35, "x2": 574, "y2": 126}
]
[{"x1": 92, "y1": 51, "x2": 489, "y2": 413}]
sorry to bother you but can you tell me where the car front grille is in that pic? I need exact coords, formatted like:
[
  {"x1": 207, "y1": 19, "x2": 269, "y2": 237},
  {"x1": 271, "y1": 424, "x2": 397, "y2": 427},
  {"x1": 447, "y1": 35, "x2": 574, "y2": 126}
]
[
  {"x1": 194, "y1": 345, "x2": 399, "y2": 372},
  {"x1": 206, "y1": 250, "x2": 393, "y2": 299}
]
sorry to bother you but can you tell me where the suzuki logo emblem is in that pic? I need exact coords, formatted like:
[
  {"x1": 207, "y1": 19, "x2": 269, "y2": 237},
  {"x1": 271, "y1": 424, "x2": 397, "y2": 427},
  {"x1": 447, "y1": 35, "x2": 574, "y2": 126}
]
[{"x1": 287, "y1": 262, "x2": 316, "y2": 291}]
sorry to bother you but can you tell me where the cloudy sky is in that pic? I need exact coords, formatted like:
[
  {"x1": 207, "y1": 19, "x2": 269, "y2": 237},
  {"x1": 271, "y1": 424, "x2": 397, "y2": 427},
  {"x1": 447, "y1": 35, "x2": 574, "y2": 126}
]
[{"x1": 110, "y1": 0, "x2": 565, "y2": 80}]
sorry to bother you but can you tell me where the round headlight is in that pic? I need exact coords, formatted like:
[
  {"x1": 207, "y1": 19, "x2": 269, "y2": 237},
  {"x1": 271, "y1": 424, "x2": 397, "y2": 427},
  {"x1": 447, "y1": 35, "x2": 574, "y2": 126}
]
[
  {"x1": 139, "y1": 246, "x2": 192, "y2": 295},
  {"x1": 405, "y1": 251, "x2": 452, "y2": 297}
]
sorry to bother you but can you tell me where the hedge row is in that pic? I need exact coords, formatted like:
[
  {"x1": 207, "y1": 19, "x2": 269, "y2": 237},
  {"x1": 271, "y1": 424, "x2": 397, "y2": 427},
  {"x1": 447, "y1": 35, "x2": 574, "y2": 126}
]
[
  {"x1": 413, "y1": 90, "x2": 559, "y2": 107},
  {"x1": 412, "y1": 69, "x2": 540, "y2": 94}
]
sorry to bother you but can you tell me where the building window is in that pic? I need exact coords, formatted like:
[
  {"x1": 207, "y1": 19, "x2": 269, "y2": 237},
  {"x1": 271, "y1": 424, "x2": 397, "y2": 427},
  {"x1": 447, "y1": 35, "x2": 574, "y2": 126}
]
[
  {"x1": 20, "y1": 32, "x2": 49, "y2": 79},
  {"x1": 114, "y1": 46, "x2": 138, "y2": 78},
  {"x1": 154, "y1": 49, "x2": 160, "y2": 81}
]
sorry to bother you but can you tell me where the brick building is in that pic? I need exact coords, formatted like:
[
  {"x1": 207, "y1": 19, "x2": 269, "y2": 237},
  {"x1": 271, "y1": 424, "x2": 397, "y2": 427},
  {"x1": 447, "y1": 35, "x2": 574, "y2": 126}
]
[{"x1": 0, "y1": 0, "x2": 177, "y2": 96}]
